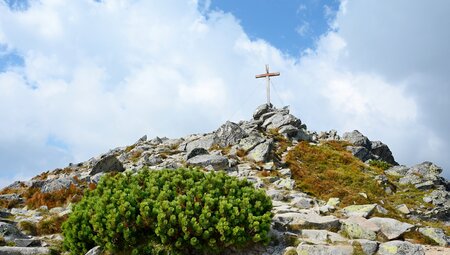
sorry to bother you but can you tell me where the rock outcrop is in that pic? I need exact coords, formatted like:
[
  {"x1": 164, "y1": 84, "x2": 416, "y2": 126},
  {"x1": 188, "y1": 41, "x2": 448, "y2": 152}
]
[{"x1": 1, "y1": 104, "x2": 449, "y2": 255}]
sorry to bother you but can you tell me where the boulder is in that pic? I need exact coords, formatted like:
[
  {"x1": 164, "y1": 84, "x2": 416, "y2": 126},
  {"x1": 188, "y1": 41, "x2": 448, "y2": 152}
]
[
  {"x1": 273, "y1": 178, "x2": 296, "y2": 190},
  {"x1": 290, "y1": 196, "x2": 315, "y2": 209},
  {"x1": 238, "y1": 134, "x2": 265, "y2": 152},
  {"x1": 0, "y1": 247, "x2": 51, "y2": 255},
  {"x1": 247, "y1": 140, "x2": 272, "y2": 162},
  {"x1": 407, "y1": 161, "x2": 442, "y2": 177},
  {"x1": 370, "y1": 141, "x2": 397, "y2": 165},
  {"x1": 367, "y1": 217, "x2": 413, "y2": 240},
  {"x1": 90, "y1": 155, "x2": 125, "y2": 175},
  {"x1": 296, "y1": 244, "x2": 353, "y2": 255},
  {"x1": 342, "y1": 130, "x2": 371, "y2": 149},
  {"x1": 253, "y1": 103, "x2": 273, "y2": 120},
  {"x1": 186, "y1": 148, "x2": 209, "y2": 160},
  {"x1": 0, "y1": 222, "x2": 27, "y2": 242},
  {"x1": 0, "y1": 209, "x2": 12, "y2": 218},
  {"x1": 341, "y1": 204, "x2": 377, "y2": 218},
  {"x1": 0, "y1": 194, "x2": 23, "y2": 205},
  {"x1": 273, "y1": 212, "x2": 341, "y2": 232},
  {"x1": 377, "y1": 241, "x2": 425, "y2": 255},
  {"x1": 418, "y1": 227, "x2": 450, "y2": 246},
  {"x1": 385, "y1": 166, "x2": 409, "y2": 177},
  {"x1": 143, "y1": 154, "x2": 163, "y2": 166},
  {"x1": 13, "y1": 239, "x2": 41, "y2": 247},
  {"x1": 215, "y1": 121, "x2": 247, "y2": 147},
  {"x1": 341, "y1": 216, "x2": 380, "y2": 241},
  {"x1": 349, "y1": 239, "x2": 378, "y2": 255},
  {"x1": 346, "y1": 146, "x2": 371, "y2": 162},
  {"x1": 299, "y1": 229, "x2": 348, "y2": 245},
  {"x1": 263, "y1": 113, "x2": 302, "y2": 130},
  {"x1": 184, "y1": 134, "x2": 218, "y2": 152},
  {"x1": 279, "y1": 125, "x2": 299, "y2": 138},
  {"x1": 85, "y1": 246, "x2": 103, "y2": 255},
  {"x1": 395, "y1": 204, "x2": 410, "y2": 215},
  {"x1": 41, "y1": 177, "x2": 75, "y2": 193},
  {"x1": 186, "y1": 154, "x2": 229, "y2": 170}
]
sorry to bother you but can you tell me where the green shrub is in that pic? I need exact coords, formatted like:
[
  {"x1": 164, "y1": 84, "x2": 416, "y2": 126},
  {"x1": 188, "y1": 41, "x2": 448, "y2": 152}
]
[
  {"x1": 368, "y1": 160, "x2": 392, "y2": 170},
  {"x1": 62, "y1": 168, "x2": 273, "y2": 255}
]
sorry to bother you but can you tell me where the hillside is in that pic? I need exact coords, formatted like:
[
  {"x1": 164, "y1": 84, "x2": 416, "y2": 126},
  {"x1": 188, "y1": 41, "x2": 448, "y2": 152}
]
[{"x1": 0, "y1": 104, "x2": 449, "y2": 255}]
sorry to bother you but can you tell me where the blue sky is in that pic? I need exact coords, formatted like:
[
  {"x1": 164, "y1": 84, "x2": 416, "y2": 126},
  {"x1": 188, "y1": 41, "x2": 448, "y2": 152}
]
[
  {"x1": 0, "y1": 0, "x2": 449, "y2": 187},
  {"x1": 209, "y1": 0, "x2": 340, "y2": 56}
]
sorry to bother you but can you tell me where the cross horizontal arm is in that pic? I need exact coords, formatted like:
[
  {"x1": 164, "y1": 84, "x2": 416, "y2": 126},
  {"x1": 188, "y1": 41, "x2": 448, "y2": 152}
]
[{"x1": 255, "y1": 72, "x2": 280, "y2": 78}]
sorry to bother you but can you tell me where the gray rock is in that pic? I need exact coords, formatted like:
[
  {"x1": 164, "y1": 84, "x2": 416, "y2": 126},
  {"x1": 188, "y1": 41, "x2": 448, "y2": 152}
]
[
  {"x1": 13, "y1": 239, "x2": 41, "y2": 247},
  {"x1": 377, "y1": 241, "x2": 425, "y2": 255},
  {"x1": 367, "y1": 217, "x2": 413, "y2": 240},
  {"x1": 398, "y1": 175, "x2": 422, "y2": 185},
  {"x1": 279, "y1": 125, "x2": 299, "y2": 138},
  {"x1": 247, "y1": 140, "x2": 272, "y2": 162},
  {"x1": 253, "y1": 103, "x2": 273, "y2": 120},
  {"x1": 290, "y1": 196, "x2": 315, "y2": 209},
  {"x1": 0, "y1": 247, "x2": 51, "y2": 255},
  {"x1": 346, "y1": 146, "x2": 371, "y2": 162},
  {"x1": 0, "y1": 210, "x2": 12, "y2": 218},
  {"x1": 41, "y1": 177, "x2": 75, "y2": 193},
  {"x1": 341, "y1": 204, "x2": 377, "y2": 218},
  {"x1": 186, "y1": 148, "x2": 209, "y2": 160},
  {"x1": 263, "y1": 113, "x2": 302, "y2": 130},
  {"x1": 273, "y1": 212, "x2": 341, "y2": 232},
  {"x1": 418, "y1": 227, "x2": 450, "y2": 246},
  {"x1": 407, "y1": 161, "x2": 442, "y2": 177},
  {"x1": 395, "y1": 204, "x2": 410, "y2": 214},
  {"x1": 385, "y1": 165, "x2": 409, "y2": 177},
  {"x1": 299, "y1": 229, "x2": 348, "y2": 245},
  {"x1": 349, "y1": 239, "x2": 378, "y2": 255},
  {"x1": 143, "y1": 154, "x2": 163, "y2": 166},
  {"x1": 266, "y1": 189, "x2": 289, "y2": 201},
  {"x1": 186, "y1": 154, "x2": 229, "y2": 170},
  {"x1": 135, "y1": 135, "x2": 147, "y2": 144},
  {"x1": 185, "y1": 134, "x2": 218, "y2": 152},
  {"x1": 296, "y1": 244, "x2": 353, "y2": 255},
  {"x1": 85, "y1": 246, "x2": 103, "y2": 255},
  {"x1": 414, "y1": 180, "x2": 435, "y2": 190},
  {"x1": 342, "y1": 130, "x2": 371, "y2": 149},
  {"x1": 0, "y1": 194, "x2": 22, "y2": 202},
  {"x1": 341, "y1": 216, "x2": 380, "y2": 241},
  {"x1": 422, "y1": 190, "x2": 449, "y2": 206},
  {"x1": 215, "y1": 121, "x2": 247, "y2": 147},
  {"x1": 370, "y1": 141, "x2": 397, "y2": 165},
  {"x1": 90, "y1": 155, "x2": 125, "y2": 175},
  {"x1": 0, "y1": 222, "x2": 27, "y2": 242},
  {"x1": 279, "y1": 168, "x2": 292, "y2": 178},
  {"x1": 238, "y1": 134, "x2": 265, "y2": 152},
  {"x1": 273, "y1": 179, "x2": 296, "y2": 190}
]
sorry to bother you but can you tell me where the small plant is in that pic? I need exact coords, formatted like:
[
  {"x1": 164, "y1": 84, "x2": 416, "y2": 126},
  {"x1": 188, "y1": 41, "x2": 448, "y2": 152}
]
[
  {"x1": 368, "y1": 160, "x2": 392, "y2": 171},
  {"x1": 37, "y1": 215, "x2": 68, "y2": 235},
  {"x1": 18, "y1": 221, "x2": 38, "y2": 236},
  {"x1": 62, "y1": 168, "x2": 273, "y2": 255}
]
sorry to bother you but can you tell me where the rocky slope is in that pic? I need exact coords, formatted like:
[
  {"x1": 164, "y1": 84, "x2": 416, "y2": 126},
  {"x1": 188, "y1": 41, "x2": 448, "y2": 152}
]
[{"x1": 0, "y1": 104, "x2": 449, "y2": 255}]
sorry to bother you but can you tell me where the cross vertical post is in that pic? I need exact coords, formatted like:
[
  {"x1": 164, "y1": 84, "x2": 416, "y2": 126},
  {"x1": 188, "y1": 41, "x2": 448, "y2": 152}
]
[{"x1": 255, "y1": 64, "x2": 280, "y2": 105}]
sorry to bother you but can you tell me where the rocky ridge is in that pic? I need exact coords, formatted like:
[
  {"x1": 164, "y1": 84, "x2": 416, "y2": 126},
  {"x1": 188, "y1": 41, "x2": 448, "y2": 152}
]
[{"x1": 0, "y1": 104, "x2": 449, "y2": 255}]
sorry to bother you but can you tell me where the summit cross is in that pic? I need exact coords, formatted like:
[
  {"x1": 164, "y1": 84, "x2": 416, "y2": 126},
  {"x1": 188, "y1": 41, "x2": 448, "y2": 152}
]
[{"x1": 255, "y1": 64, "x2": 280, "y2": 105}]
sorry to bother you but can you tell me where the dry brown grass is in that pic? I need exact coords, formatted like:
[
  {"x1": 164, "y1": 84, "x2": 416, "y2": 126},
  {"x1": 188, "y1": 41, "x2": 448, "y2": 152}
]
[
  {"x1": 24, "y1": 184, "x2": 84, "y2": 209},
  {"x1": 285, "y1": 141, "x2": 385, "y2": 206}
]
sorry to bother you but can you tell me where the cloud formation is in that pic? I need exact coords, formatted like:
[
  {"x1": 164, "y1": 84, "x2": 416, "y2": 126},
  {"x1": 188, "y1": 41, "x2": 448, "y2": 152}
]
[{"x1": 0, "y1": 0, "x2": 448, "y2": 187}]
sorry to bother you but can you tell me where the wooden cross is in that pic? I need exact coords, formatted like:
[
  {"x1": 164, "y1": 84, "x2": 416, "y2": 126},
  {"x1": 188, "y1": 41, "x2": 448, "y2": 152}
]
[{"x1": 255, "y1": 64, "x2": 280, "y2": 105}]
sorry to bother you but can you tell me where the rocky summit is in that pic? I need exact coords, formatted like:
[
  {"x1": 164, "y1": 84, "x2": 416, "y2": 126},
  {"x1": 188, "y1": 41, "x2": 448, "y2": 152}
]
[{"x1": 0, "y1": 104, "x2": 449, "y2": 255}]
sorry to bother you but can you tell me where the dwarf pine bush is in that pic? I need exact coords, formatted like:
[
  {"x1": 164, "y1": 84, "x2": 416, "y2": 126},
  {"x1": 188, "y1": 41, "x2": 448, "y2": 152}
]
[{"x1": 62, "y1": 168, "x2": 273, "y2": 254}]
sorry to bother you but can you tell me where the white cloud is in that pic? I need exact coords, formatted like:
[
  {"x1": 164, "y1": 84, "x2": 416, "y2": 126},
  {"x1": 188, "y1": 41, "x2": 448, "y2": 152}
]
[{"x1": 0, "y1": 0, "x2": 449, "y2": 188}]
